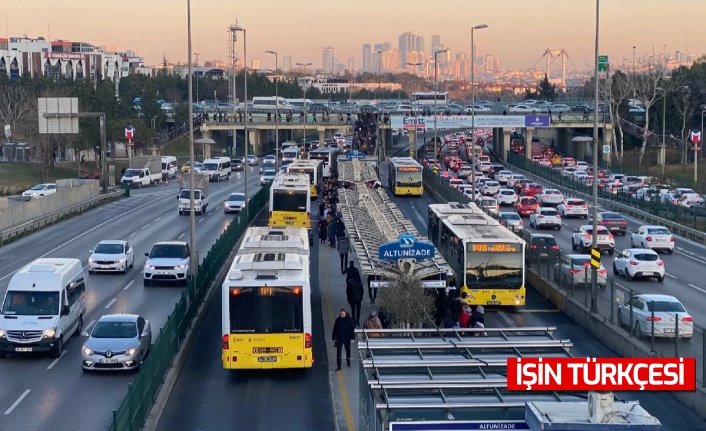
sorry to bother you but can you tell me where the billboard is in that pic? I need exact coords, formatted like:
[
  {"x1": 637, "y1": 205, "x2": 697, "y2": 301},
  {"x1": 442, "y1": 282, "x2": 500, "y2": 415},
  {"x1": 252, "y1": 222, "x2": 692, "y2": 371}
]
[
  {"x1": 390, "y1": 115, "x2": 551, "y2": 130},
  {"x1": 45, "y1": 52, "x2": 84, "y2": 61}
]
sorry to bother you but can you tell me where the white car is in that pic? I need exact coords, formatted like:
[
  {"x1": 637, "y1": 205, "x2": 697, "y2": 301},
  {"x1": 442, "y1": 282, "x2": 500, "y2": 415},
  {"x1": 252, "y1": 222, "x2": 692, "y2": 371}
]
[
  {"x1": 143, "y1": 241, "x2": 191, "y2": 286},
  {"x1": 481, "y1": 181, "x2": 500, "y2": 196},
  {"x1": 22, "y1": 183, "x2": 57, "y2": 199},
  {"x1": 509, "y1": 104, "x2": 535, "y2": 113},
  {"x1": 574, "y1": 161, "x2": 589, "y2": 170},
  {"x1": 612, "y1": 248, "x2": 665, "y2": 282},
  {"x1": 630, "y1": 226, "x2": 675, "y2": 253},
  {"x1": 246, "y1": 155, "x2": 259, "y2": 166},
  {"x1": 449, "y1": 178, "x2": 465, "y2": 190},
  {"x1": 477, "y1": 161, "x2": 493, "y2": 173},
  {"x1": 260, "y1": 169, "x2": 277, "y2": 185},
  {"x1": 496, "y1": 170, "x2": 513, "y2": 184},
  {"x1": 571, "y1": 225, "x2": 615, "y2": 254},
  {"x1": 499, "y1": 211, "x2": 523, "y2": 230},
  {"x1": 457, "y1": 166, "x2": 473, "y2": 179},
  {"x1": 551, "y1": 104, "x2": 570, "y2": 113},
  {"x1": 88, "y1": 240, "x2": 135, "y2": 274},
  {"x1": 561, "y1": 167, "x2": 576, "y2": 177},
  {"x1": 529, "y1": 207, "x2": 562, "y2": 230},
  {"x1": 507, "y1": 174, "x2": 526, "y2": 189},
  {"x1": 224, "y1": 192, "x2": 246, "y2": 214},
  {"x1": 617, "y1": 294, "x2": 693, "y2": 339},
  {"x1": 537, "y1": 189, "x2": 564, "y2": 206},
  {"x1": 475, "y1": 197, "x2": 499, "y2": 216},
  {"x1": 462, "y1": 187, "x2": 482, "y2": 201},
  {"x1": 496, "y1": 189, "x2": 518, "y2": 206},
  {"x1": 557, "y1": 198, "x2": 588, "y2": 218},
  {"x1": 572, "y1": 170, "x2": 589, "y2": 181}
]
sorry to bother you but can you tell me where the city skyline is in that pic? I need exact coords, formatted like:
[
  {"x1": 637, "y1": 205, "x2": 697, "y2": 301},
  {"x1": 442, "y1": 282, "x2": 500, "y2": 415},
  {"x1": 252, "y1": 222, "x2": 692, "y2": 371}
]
[{"x1": 3, "y1": 0, "x2": 705, "y2": 72}]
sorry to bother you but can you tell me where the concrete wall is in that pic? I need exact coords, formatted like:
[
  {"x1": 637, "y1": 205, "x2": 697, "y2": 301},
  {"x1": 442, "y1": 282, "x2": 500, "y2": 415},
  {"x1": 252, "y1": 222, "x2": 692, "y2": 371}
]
[
  {"x1": 527, "y1": 269, "x2": 706, "y2": 420},
  {"x1": 0, "y1": 179, "x2": 100, "y2": 232}
]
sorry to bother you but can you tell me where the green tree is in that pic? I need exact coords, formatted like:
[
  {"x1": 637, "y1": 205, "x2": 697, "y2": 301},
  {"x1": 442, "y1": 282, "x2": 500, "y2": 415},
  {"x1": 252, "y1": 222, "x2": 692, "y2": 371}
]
[{"x1": 537, "y1": 74, "x2": 557, "y2": 100}]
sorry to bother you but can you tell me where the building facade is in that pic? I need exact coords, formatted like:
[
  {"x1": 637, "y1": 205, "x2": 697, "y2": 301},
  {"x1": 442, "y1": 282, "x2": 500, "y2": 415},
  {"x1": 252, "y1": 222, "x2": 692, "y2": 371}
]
[{"x1": 362, "y1": 44, "x2": 371, "y2": 72}]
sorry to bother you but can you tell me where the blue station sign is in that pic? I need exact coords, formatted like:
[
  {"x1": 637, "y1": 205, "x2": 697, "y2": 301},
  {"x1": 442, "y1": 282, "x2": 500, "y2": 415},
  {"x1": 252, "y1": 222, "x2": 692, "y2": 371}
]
[
  {"x1": 390, "y1": 420, "x2": 529, "y2": 431},
  {"x1": 345, "y1": 150, "x2": 366, "y2": 159},
  {"x1": 379, "y1": 234, "x2": 435, "y2": 261}
]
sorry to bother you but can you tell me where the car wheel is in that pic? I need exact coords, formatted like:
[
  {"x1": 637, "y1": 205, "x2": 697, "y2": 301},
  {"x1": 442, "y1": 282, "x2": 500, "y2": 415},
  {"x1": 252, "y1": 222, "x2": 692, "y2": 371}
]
[
  {"x1": 683, "y1": 337, "x2": 692, "y2": 343},
  {"x1": 641, "y1": 242, "x2": 647, "y2": 249},
  {"x1": 631, "y1": 240, "x2": 635, "y2": 248},
  {"x1": 583, "y1": 214, "x2": 588, "y2": 219},
  {"x1": 608, "y1": 248, "x2": 614, "y2": 256},
  {"x1": 634, "y1": 322, "x2": 643, "y2": 338},
  {"x1": 625, "y1": 270, "x2": 632, "y2": 281},
  {"x1": 571, "y1": 240, "x2": 577, "y2": 250},
  {"x1": 74, "y1": 316, "x2": 83, "y2": 337},
  {"x1": 613, "y1": 263, "x2": 619, "y2": 275},
  {"x1": 557, "y1": 225, "x2": 561, "y2": 231},
  {"x1": 52, "y1": 336, "x2": 63, "y2": 358},
  {"x1": 617, "y1": 309, "x2": 626, "y2": 327},
  {"x1": 658, "y1": 275, "x2": 665, "y2": 283},
  {"x1": 144, "y1": 278, "x2": 152, "y2": 287},
  {"x1": 667, "y1": 248, "x2": 674, "y2": 254},
  {"x1": 122, "y1": 264, "x2": 128, "y2": 274}
]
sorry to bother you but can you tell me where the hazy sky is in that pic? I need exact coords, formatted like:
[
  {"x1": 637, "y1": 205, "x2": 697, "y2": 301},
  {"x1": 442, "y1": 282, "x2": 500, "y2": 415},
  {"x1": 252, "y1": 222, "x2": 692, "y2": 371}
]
[{"x1": 4, "y1": 0, "x2": 705, "y2": 71}]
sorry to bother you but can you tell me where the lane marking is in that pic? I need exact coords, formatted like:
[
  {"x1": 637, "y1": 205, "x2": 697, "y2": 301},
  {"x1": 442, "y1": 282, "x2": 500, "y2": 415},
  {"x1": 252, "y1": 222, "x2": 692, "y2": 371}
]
[
  {"x1": 0, "y1": 193, "x2": 173, "y2": 282},
  {"x1": 178, "y1": 233, "x2": 185, "y2": 239},
  {"x1": 141, "y1": 223, "x2": 150, "y2": 230},
  {"x1": 46, "y1": 350, "x2": 67, "y2": 370},
  {"x1": 123, "y1": 280, "x2": 134, "y2": 290},
  {"x1": 4, "y1": 389, "x2": 30, "y2": 415},
  {"x1": 128, "y1": 232, "x2": 136, "y2": 238},
  {"x1": 105, "y1": 298, "x2": 117, "y2": 309},
  {"x1": 515, "y1": 309, "x2": 560, "y2": 313},
  {"x1": 688, "y1": 283, "x2": 706, "y2": 294},
  {"x1": 215, "y1": 205, "x2": 221, "y2": 210},
  {"x1": 154, "y1": 216, "x2": 162, "y2": 222},
  {"x1": 84, "y1": 319, "x2": 96, "y2": 334},
  {"x1": 198, "y1": 218, "x2": 204, "y2": 223},
  {"x1": 666, "y1": 273, "x2": 677, "y2": 279}
]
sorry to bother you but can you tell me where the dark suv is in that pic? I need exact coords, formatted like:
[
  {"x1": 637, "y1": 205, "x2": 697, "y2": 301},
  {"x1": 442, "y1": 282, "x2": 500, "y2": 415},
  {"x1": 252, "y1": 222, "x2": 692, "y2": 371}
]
[
  {"x1": 230, "y1": 158, "x2": 244, "y2": 171},
  {"x1": 526, "y1": 233, "x2": 560, "y2": 266}
]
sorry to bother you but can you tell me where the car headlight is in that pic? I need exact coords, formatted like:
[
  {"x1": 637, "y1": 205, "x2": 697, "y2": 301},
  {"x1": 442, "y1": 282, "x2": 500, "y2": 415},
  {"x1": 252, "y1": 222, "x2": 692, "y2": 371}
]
[
  {"x1": 43, "y1": 327, "x2": 56, "y2": 338},
  {"x1": 224, "y1": 203, "x2": 230, "y2": 208},
  {"x1": 82, "y1": 346, "x2": 93, "y2": 356},
  {"x1": 126, "y1": 347, "x2": 138, "y2": 356},
  {"x1": 174, "y1": 264, "x2": 186, "y2": 270},
  {"x1": 145, "y1": 264, "x2": 155, "y2": 270},
  {"x1": 0, "y1": 328, "x2": 5, "y2": 338},
  {"x1": 88, "y1": 258, "x2": 96, "y2": 264},
  {"x1": 118, "y1": 257, "x2": 126, "y2": 263}
]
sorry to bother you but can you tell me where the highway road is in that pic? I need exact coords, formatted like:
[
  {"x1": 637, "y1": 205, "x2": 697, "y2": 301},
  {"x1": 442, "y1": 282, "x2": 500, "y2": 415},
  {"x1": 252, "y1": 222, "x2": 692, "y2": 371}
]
[
  {"x1": 380, "y1": 160, "x2": 706, "y2": 431},
  {"x1": 0, "y1": 166, "x2": 263, "y2": 431}
]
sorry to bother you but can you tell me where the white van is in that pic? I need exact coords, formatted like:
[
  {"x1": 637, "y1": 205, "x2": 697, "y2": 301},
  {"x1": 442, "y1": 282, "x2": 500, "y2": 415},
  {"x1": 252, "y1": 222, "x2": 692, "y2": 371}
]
[
  {"x1": 202, "y1": 157, "x2": 231, "y2": 182},
  {"x1": 251, "y1": 96, "x2": 295, "y2": 111},
  {"x1": 282, "y1": 147, "x2": 301, "y2": 164},
  {"x1": 0, "y1": 258, "x2": 86, "y2": 358},
  {"x1": 161, "y1": 155, "x2": 178, "y2": 180}
]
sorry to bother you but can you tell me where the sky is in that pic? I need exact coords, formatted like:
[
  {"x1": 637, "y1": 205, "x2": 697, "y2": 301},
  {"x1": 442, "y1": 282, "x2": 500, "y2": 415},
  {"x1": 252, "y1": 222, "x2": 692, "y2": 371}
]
[{"x1": 3, "y1": 0, "x2": 705, "y2": 71}]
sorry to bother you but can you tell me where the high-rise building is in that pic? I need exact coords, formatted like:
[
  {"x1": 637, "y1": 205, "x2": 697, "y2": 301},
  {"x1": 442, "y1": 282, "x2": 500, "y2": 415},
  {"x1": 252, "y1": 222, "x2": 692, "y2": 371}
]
[
  {"x1": 484, "y1": 55, "x2": 494, "y2": 73},
  {"x1": 283, "y1": 55, "x2": 292, "y2": 73},
  {"x1": 398, "y1": 31, "x2": 415, "y2": 67},
  {"x1": 381, "y1": 49, "x2": 398, "y2": 71},
  {"x1": 405, "y1": 51, "x2": 425, "y2": 73},
  {"x1": 372, "y1": 43, "x2": 384, "y2": 72},
  {"x1": 431, "y1": 35, "x2": 441, "y2": 51},
  {"x1": 322, "y1": 46, "x2": 334, "y2": 73},
  {"x1": 415, "y1": 34, "x2": 425, "y2": 54},
  {"x1": 493, "y1": 58, "x2": 500, "y2": 73},
  {"x1": 362, "y1": 44, "x2": 372, "y2": 72},
  {"x1": 251, "y1": 59, "x2": 260, "y2": 70},
  {"x1": 473, "y1": 43, "x2": 480, "y2": 63},
  {"x1": 381, "y1": 42, "x2": 392, "y2": 51},
  {"x1": 347, "y1": 57, "x2": 355, "y2": 72}
]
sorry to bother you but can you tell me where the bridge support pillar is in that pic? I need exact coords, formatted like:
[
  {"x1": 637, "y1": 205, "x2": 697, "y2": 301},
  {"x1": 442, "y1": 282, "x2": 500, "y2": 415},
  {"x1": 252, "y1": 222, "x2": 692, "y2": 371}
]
[
  {"x1": 201, "y1": 142, "x2": 213, "y2": 160},
  {"x1": 525, "y1": 128, "x2": 535, "y2": 159},
  {"x1": 200, "y1": 129, "x2": 211, "y2": 140},
  {"x1": 150, "y1": 146, "x2": 159, "y2": 156},
  {"x1": 502, "y1": 128, "x2": 512, "y2": 161},
  {"x1": 318, "y1": 127, "x2": 326, "y2": 146}
]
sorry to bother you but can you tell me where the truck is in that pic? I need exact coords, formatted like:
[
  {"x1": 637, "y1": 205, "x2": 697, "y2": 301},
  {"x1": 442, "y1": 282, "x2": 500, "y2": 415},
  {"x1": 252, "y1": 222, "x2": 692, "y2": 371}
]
[
  {"x1": 120, "y1": 156, "x2": 162, "y2": 188},
  {"x1": 178, "y1": 173, "x2": 210, "y2": 215}
]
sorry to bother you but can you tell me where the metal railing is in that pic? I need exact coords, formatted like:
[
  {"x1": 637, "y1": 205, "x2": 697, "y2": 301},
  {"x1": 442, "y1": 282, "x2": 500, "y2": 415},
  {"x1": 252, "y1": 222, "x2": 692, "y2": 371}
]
[{"x1": 110, "y1": 184, "x2": 271, "y2": 431}]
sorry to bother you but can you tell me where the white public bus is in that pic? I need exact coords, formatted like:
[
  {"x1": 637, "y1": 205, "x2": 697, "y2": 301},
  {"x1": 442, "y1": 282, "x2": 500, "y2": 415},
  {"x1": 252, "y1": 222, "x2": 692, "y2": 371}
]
[
  {"x1": 412, "y1": 91, "x2": 449, "y2": 106},
  {"x1": 288, "y1": 99, "x2": 313, "y2": 109},
  {"x1": 251, "y1": 97, "x2": 295, "y2": 111},
  {"x1": 202, "y1": 157, "x2": 231, "y2": 182}
]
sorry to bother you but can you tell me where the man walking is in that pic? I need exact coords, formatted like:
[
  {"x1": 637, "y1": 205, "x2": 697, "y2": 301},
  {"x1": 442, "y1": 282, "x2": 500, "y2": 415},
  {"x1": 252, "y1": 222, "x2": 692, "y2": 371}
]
[
  {"x1": 336, "y1": 234, "x2": 350, "y2": 271},
  {"x1": 345, "y1": 271, "x2": 364, "y2": 326},
  {"x1": 332, "y1": 309, "x2": 355, "y2": 371}
]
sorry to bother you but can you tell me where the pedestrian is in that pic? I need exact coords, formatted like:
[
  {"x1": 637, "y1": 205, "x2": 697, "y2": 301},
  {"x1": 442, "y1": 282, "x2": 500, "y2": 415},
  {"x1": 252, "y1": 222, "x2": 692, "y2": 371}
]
[
  {"x1": 367, "y1": 275, "x2": 378, "y2": 304},
  {"x1": 336, "y1": 234, "x2": 350, "y2": 271},
  {"x1": 362, "y1": 310, "x2": 383, "y2": 337},
  {"x1": 318, "y1": 216, "x2": 328, "y2": 244},
  {"x1": 342, "y1": 261, "x2": 362, "y2": 284},
  {"x1": 335, "y1": 217, "x2": 346, "y2": 239},
  {"x1": 331, "y1": 308, "x2": 355, "y2": 371},
  {"x1": 459, "y1": 304, "x2": 472, "y2": 329},
  {"x1": 327, "y1": 217, "x2": 337, "y2": 248},
  {"x1": 470, "y1": 305, "x2": 485, "y2": 329},
  {"x1": 346, "y1": 275, "x2": 364, "y2": 326}
]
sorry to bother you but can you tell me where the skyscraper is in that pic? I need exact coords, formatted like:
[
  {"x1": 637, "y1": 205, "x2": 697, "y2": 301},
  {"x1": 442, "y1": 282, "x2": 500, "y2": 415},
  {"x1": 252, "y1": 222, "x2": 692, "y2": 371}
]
[
  {"x1": 362, "y1": 44, "x2": 372, "y2": 72},
  {"x1": 431, "y1": 35, "x2": 441, "y2": 51},
  {"x1": 372, "y1": 43, "x2": 384, "y2": 72},
  {"x1": 398, "y1": 31, "x2": 415, "y2": 67},
  {"x1": 322, "y1": 46, "x2": 334, "y2": 73},
  {"x1": 283, "y1": 55, "x2": 292, "y2": 73},
  {"x1": 415, "y1": 34, "x2": 425, "y2": 54},
  {"x1": 381, "y1": 42, "x2": 392, "y2": 51}
]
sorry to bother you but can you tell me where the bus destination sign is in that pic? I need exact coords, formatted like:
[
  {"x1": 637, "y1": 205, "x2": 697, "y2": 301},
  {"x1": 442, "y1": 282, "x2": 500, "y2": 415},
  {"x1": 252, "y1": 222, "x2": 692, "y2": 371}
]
[{"x1": 470, "y1": 243, "x2": 519, "y2": 253}]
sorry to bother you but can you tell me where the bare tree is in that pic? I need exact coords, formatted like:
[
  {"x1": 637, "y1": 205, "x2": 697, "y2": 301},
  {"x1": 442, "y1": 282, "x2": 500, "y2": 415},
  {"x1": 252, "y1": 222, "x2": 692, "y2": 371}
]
[
  {"x1": 673, "y1": 85, "x2": 694, "y2": 164},
  {"x1": 378, "y1": 272, "x2": 435, "y2": 329},
  {"x1": 0, "y1": 84, "x2": 32, "y2": 138},
  {"x1": 603, "y1": 72, "x2": 632, "y2": 161},
  {"x1": 626, "y1": 65, "x2": 670, "y2": 167}
]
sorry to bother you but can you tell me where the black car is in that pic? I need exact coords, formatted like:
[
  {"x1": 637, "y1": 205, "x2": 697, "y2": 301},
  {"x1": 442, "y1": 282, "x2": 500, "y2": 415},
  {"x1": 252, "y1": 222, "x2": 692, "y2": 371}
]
[
  {"x1": 230, "y1": 158, "x2": 244, "y2": 171},
  {"x1": 591, "y1": 211, "x2": 628, "y2": 236},
  {"x1": 526, "y1": 233, "x2": 560, "y2": 266},
  {"x1": 489, "y1": 164, "x2": 505, "y2": 179}
]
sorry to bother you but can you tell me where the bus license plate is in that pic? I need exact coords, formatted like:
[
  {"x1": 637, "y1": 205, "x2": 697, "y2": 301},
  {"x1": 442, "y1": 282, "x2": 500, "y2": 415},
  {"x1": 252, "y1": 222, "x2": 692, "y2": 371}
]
[
  {"x1": 285, "y1": 221, "x2": 294, "y2": 225},
  {"x1": 15, "y1": 347, "x2": 32, "y2": 352},
  {"x1": 257, "y1": 356, "x2": 277, "y2": 363},
  {"x1": 487, "y1": 301, "x2": 501, "y2": 305}
]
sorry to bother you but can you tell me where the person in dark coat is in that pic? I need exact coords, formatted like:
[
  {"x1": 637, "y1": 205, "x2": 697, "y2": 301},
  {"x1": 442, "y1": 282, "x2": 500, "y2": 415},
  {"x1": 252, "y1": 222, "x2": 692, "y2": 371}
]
[
  {"x1": 470, "y1": 305, "x2": 485, "y2": 328},
  {"x1": 327, "y1": 217, "x2": 337, "y2": 248},
  {"x1": 346, "y1": 275, "x2": 364, "y2": 326},
  {"x1": 318, "y1": 216, "x2": 328, "y2": 244},
  {"x1": 332, "y1": 309, "x2": 356, "y2": 370},
  {"x1": 335, "y1": 218, "x2": 346, "y2": 239},
  {"x1": 342, "y1": 261, "x2": 362, "y2": 284},
  {"x1": 336, "y1": 235, "x2": 351, "y2": 271}
]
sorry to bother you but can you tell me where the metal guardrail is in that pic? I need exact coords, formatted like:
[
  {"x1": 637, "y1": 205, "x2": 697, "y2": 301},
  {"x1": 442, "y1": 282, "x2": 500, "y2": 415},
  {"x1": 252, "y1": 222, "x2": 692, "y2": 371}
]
[
  {"x1": 617, "y1": 116, "x2": 685, "y2": 149},
  {"x1": 504, "y1": 153, "x2": 706, "y2": 244},
  {"x1": 0, "y1": 190, "x2": 123, "y2": 246}
]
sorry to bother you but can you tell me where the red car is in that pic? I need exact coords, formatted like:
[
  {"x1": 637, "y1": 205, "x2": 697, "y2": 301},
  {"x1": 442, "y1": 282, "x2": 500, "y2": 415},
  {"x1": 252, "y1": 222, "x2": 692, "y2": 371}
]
[
  {"x1": 522, "y1": 183, "x2": 544, "y2": 197},
  {"x1": 514, "y1": 196, "x2": 540, "y2": 217},
  {"x1": 514, "y1": 179, "x2": 534, "y2": 194}
]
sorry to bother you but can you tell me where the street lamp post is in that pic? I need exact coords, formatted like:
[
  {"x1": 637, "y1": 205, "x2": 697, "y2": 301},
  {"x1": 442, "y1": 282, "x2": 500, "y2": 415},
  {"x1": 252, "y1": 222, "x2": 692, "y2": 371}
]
[
  {"x1": 376, "y1": 50, "x2": 384, "y2": 101},
  {"x1": 471, "y1": 24, "x2": 488, "y2": 196},
  {"x1": 590, "y1": 0, "x2": 601, "y2": 311},
  {"x1": 700, "y1": 108, "x2": 706, "y2": 182},
  {"x1": 407, "y1": 62, "x2": 423, "y2": 157},
  {"x1": 232, "y1": 25, "x2": 249, "y2": 209},
  {"x1": 406, "y1": 62, "x2": 423, "y2": 115},
  {"x1": 186, "y1": 0, "x2": 198, "y2": 274},
  {"x1": 433, "y1": 49, "x2": 448, "y2": 162},
  {"x1": 661, "y1": 89, "x2": 666, "y2": 176},
  {"x1": 266, "y1": 50, "x2": 279, "y2": 169},
  {"x1": 296, "y1": 62, "x2": 313, "y2": 145}
]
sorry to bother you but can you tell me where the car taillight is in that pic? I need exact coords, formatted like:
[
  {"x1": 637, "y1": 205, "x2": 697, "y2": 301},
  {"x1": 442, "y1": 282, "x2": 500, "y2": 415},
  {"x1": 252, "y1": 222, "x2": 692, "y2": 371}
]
[
  {"x1": 519, "y1": 221, "x2": 524, "y2": 226},
  {"x1": 646, "y1": 316, "x2": 662, "y2": 322},
  {"x1": 538, "y1": 215, "x2": 544, "y2": 218},
  {"x1": 569, "y1": 269, "x2": 581, "y2": 274},
  {"x1": 629, "y1": 261, "x2": 639, "y2": 266},
  {"x1": 551, "y1": 245, "x2": 559, "y2": 250},
  {"x1": 670, "y1": 237, "x2": 675, "y2": 242},
  {"x1": 584, "y1": 234, "x2": 591, "y2": 239},
  {"x1": 530, "y1": 244, "x2": 537, "y2": 249},
  {"x1": 657, "y1": 261, "x2": 664, "y2": 266},
  {"x1": 305, "y1": 333, "x2": 312, "y2": 349},
  {"x1": 599, "y1": 269, "x2": 607, "y2": 275},
  {"x1": 222, "y1": 334, "x2": 229, "y2": 350},
  {"x1": 646, "y1": 236, "x2": 652, "y2": 242},
  {"x1": 682, "y1": 317, "x2": 694, "y2": 322},
  {"x1": 269, "y1": 211, "x2": 272, "y2": 219},
  {"x1": 607, "y1": 233, "x2": 614, "y2": 239}
]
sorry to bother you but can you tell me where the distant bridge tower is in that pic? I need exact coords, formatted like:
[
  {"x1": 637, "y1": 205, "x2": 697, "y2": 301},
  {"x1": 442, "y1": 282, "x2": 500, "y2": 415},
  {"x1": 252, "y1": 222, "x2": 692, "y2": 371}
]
[{"x1": 533, "y1": 49, "x2": 570, "y2": 86}]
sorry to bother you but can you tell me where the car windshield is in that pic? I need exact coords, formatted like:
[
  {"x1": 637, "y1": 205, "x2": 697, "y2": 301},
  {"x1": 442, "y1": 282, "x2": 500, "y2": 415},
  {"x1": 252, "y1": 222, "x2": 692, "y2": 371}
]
[
  {"x1": 531, "y1": 237, "x2": 556, "y2": 245},
  {"x1": 149, "y1": 244, "x2": 187, "y2": 259},
  {"x1": 264, "y1": 170, "x2": 276, "y2": 176},
  {"x1": 633, "y1": 253, "x2": 659, "y2": 261},
  {"x1": 94, "y1": 243, "x2": 124, "y2": 254},
  {"x1": 2, "y1": 291, "x2": 60, "y2": 316},
  {"x1": 586, "y1": 227, "x2": 609, "y2": 234},
  {"x1": 124, "y1": 169, "x2": 141, "y2": 176},
  {"x1": 567, "y1": 200, "x2": 584, "y2": 205},
  {"x1": 228, "y1": 193, "x2": 245, "y2": 201},
  {"x1": 30, "y1": 184, "x2": 46, "y2": 191},
  {"x1": 502, "y1": 214, "x2": 520, "y2": 220},
  {"x1": 541, "y1": 209, "x2": 558, "y2": 216},
  {"x1": 602, "y1": 213, "x2": 623, "y2": 220},
  {"x1": 203, "y1": 163, "x2": 218, "y2": 171},
  {"x1": 645, "y1": 301, "x2": 686, "y2": 313},
  {"x1": 520, "y1": 198, "x2": 536, "y2": 205},
  {"x1": 647, "y1": 228, "x2": 670, "y2": 235},
  {"x1": 179, "y1": 190, "x2": 202, "y2": 200},
  {"x1": 194, "y1": 163, "x2": 204, "y2": 169},
  {"x1": 91, "y1": 321, "x2": 138, "y2": 339},
  {"x1": 500, "y1": 191, "x2": 514, "y2": 195}
]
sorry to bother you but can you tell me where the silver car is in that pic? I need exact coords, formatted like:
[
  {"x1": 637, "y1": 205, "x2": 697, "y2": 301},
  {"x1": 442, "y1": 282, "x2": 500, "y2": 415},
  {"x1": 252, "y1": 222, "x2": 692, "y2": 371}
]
[
  {"x1": 556, "y1": 254, "x2": 607, "y2": 288},
  {"x1": 82, "y1": 314, "x2": 151, "y2": 372},
  {"x1": 224, "y1": 192, "x2": 246, "y2": 214}
]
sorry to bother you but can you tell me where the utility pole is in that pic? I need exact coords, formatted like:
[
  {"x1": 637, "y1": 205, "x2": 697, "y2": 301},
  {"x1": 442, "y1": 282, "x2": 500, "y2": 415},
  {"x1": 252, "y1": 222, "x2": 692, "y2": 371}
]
[
  {"x1": 266, "y1": 50, "x2": 279, "y2": 169},
  {"x1": 590, "y1": 0, "x2": 601, "y2": 312},
  {"x1": 433, "y1": 49, "x2": 448, "y2": 162},
  {"x1": 470, "y1": 24, "x2": 488, "y2": 195}
]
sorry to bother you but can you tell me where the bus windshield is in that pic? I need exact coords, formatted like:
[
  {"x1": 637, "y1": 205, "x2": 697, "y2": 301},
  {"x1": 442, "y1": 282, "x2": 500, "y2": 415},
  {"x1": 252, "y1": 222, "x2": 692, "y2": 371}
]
[
  {"x1": 203, "y1": 163, "x2": 218, "y2": 171},
  {"x1": 465, "y1": 251, "x2": 523, "y2": 288},
  {"x1": 229, "y1": 287, "x2": 303, "y2": 333},
  {"x1": 272, "y1": 190, "x2": 308, "y2": 212},
  {"x1": 395, "y1": 169, "x2": 422, "y2": 187}
]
